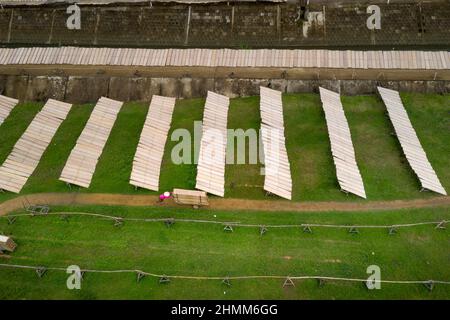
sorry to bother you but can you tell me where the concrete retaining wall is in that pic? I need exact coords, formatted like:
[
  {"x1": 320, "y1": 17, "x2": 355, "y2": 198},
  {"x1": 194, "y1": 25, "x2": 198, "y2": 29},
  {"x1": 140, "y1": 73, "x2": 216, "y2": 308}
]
[{"x1": 0, "y1": 74, "x2": 448, "y2": 103}]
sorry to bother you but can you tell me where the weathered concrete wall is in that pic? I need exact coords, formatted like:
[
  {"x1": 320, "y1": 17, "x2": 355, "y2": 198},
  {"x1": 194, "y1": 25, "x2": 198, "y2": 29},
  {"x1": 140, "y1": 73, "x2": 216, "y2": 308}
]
[
  {"x1": 0, "y1": 0, "x2": 444, "y2": 7},
  {"x1": 0, "y1": 74, "x2": 448, "y2": 103},
  {"x1": 1, "y1": 2, "x2": 449, "y2": 48}
]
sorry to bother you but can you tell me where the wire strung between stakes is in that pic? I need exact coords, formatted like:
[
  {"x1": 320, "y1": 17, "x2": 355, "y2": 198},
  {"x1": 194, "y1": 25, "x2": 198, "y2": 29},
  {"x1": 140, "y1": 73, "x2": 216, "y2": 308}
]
[
  {"x1": 0, "y1": 212, "x2": 448, "y2": 231},
  {"x1": 0, "y1": 263, "x2": 448, "y2": 287}
]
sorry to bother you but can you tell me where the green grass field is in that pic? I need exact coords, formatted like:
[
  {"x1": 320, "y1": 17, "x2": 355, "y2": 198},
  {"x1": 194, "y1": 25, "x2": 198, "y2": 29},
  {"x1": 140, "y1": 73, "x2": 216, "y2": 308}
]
[
  {"x1": 0, "y1": 205, "x2": 449, "y2": 299},
  {"x1": 0, "y1": 93, "x2": 448, "y2": 300},
  {"x1": 0, "y1": 93, "x2": 448, "y2": 202}
]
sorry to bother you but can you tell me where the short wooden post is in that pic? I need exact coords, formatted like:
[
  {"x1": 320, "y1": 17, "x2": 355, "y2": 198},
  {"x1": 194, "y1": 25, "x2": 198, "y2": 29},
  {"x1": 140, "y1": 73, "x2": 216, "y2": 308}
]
[
  {"x1": 224, "y1": 225, "x2": 234, "y2": 232},
  {"x1": 435, "y1": 221, "x2": 446, "y2": 230},
  {"x1": 388, "y1": 226, "x2": 397, "y2": 235},
  {"x1": 165, "y1": 218, "x2": 175, "y2": 228},
  {"x1": 137, "y1": 272, "x2": 146, "y2": 283},
  {"x1": 114, "y1": 218, "x2": 123, "y2": 227},
  {"x1": 159, "y1": 276, "x2": 170, "y2": 284},
  {"x1": 36, "y1": 267, "x2": 47, "y2": 278},
  {"x1": 424, "y1": 280, "x2": 434, "y2": 292},
  {"x1": 348, "y1": 227, "x2": 359, "y2": 234},
  {"x1": 303, "y1": 225, "x2": 313, "y2": 233},
  {"x1": 283, "y1": 277, "x2": 295, "y2": 288},
  {"x1": 222, "y1": 277, "x2": 231, "y2": 287},
  {"x1": 260, "y1": 226, "x2": 267, "y2": 236}
]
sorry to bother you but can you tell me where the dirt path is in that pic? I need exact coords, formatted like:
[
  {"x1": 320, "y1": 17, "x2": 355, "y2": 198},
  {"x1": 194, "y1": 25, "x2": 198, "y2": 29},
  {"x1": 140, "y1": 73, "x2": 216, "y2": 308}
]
[{"x1": 0, "y1": 193, "x2": 449, "y2": 216}]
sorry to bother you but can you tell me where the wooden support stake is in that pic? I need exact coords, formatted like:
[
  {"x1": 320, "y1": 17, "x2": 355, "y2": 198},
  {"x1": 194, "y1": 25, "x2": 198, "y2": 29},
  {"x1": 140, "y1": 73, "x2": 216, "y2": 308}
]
[
  {"x1": 260, "y1": 226, "x2": 267, "y2": 236},
  {"x1": 27, "y1": 205, "x2": 50, "y2": 216},
  {"x1": 137, "y1": 272, "x2": 146, "y2": 283},
  {"x1": 222, "y1": 277, "x2": 231, "y2": 287},
  {"x1": 435, "y1": 221, "x2": 446, "y2": 230},
  {"x1": 165, "y1": 218, "x2": 175, "y2": 228},
  {"x1": 424, "y1": 280, "x2": 434, "y2": 292},
  {"x1": 224, "y1": 225, "x2": 234, "y2": 232},
  {"x1": 388, "y1": 226, "x2": 397, "y2": 235},
  {"x1": 36, "y1": 267, "x2": 47, "y2": 278},
  {"x1": 303, "y1": 225, "x2": 313, "y2": 233},
  {"x1": 114, "y1": 218, "x2": 123, "y2": 227},
  {"x1": 159, "y1": 276, "x2": 170, "y2": 284},
  {"x1": 80, "y1": 271, "x2": 85, "y2": 281},
  {"x1": 40, "y1": 206, "x2": 50, "y2": 215},
  {"x1": 283, "y1": 277, "x2": 295, "y2": 288},
  {"x1": 317, "y1": 278, "x2": 325, "y2": 287},
  {"x1": 348, "y1": 227, "x2": 359, "y2": 234}
]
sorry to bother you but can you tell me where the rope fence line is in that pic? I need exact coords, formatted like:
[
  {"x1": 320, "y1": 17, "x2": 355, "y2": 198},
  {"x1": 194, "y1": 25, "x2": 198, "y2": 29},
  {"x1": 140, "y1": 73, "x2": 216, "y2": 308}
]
[
  {"x1": 0, "y1": 211, "x2": 448, "y2": 231},
  {"x1": 1, "y1": 212, "x2": 448, "y2": 291},
  {"x1": 0, "y1": 263, "x2": 449, "y2": 289}
]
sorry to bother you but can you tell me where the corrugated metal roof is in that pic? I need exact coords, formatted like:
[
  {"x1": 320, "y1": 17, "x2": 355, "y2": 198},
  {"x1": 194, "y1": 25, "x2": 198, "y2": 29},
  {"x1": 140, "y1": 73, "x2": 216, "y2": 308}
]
[
  {"x1": 130, "y1": 95, "x2": 176, "y2": 191},
  {"x1": 260, "y1": 86, "x2": 292, "y2": 200},
  {"x1": 319, "y1": 87, "x2": 366, "y2": 199},
  {"x1": 1, "y1": 47, "x2": 449, "y2": 70},
  {"x1": 378, "y1": 86, "x2": 447, "y2": 196},
  {"x1": 0, "y1": 99, "x2": 72, "y2": 193},
  {"x1": 59, "y1": 97, "x2": 123, "y2": 189},
  {"x1": 196, "y1": 91, "x2": 230, "y2": 197}
]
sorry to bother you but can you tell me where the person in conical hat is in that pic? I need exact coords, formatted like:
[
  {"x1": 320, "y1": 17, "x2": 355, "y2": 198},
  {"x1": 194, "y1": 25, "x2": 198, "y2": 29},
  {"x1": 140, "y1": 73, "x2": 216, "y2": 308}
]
[{"x1": 159, "y1": 191, "x2": 171, "y2": 203}]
